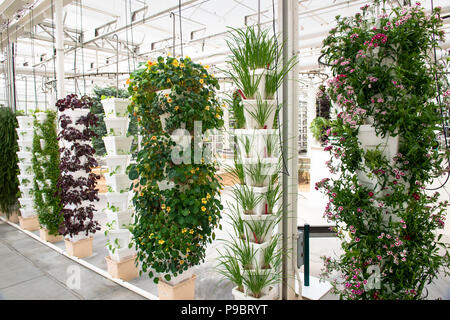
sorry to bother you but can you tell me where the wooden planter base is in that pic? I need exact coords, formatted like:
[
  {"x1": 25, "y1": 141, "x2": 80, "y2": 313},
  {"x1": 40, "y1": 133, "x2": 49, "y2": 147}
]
[
  {"x1": 7, "y1": 211, "x2": 19, "y2": 224},
  {"x1": 105, "y1": 254, "x2": 139, "y2": 281},
  {"x1": 158, "y1": 275, "x2": 196, "y2": 300},
  {"x1": 40, "y1": 228, "x2": 63, "y2": 243},
  {"x1": 19, "y1": 215, "x2": 39, "y2": 231},
  {"x1": 64, "y1": 237, "x2": 94, "y2": 258}
]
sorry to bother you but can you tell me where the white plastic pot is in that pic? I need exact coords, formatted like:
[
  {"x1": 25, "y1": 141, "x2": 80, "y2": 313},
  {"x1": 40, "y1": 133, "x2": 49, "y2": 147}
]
[
  {"x1": 103, "y1": 136, "x2": 133, "y2": 155},
  {"x1": 19, "y1": 186, "x2": 33, "y2": 198},
  {"x1": 357, "y1": 125, "x2": 399, "y2": 162},
  {"x1": 18, "y1": 139, "x2": 33, "y2": 152},
  {"x1": 16, "y1": 116, "x2": 34, "y2": 129},
  {"x1": 35, "y1": 112, "x2": 48, "y2": 124},
  {"x1": 40, "y1": 139, "x2": 46, "y2": 150},
  {"x1": 18, "y1": 175, "x2": 34, "y2": 187},
  {"x1": 248, "y1": 241, "x2": 271, "y2": 269},
  {"x1": 19, "y1": 198, "x2": 34, "y2": 211},
  {"x1": 18, "y1": 163, "x2": 33, "y2": 176},
  {"x1": 242, "y1": 214, "x2": 276, "y2": 245},
  {"x1": 106, "y1": 209, "x2": 134, "y2": 230},
  {"x1": 16, "y1": 128, "x2": 34, "y2": 141},
  {"x1": 108, "y1": 229, "x2": 132, "y2": 250},
  {"x1": 108, "y1": 246, "x2": 136, "y2": 263},
  {"x1": 104, "y1": 117, "x2": 130, "y2": 136},
  {"x1": 101, "y1": 98, "x2": 130, "y2": 117},
  {"x1": 105, "y1": 155, "x2": 131, "y2": 175},
  {"x1": 17, "y1": 151, "x2": 33, "y2": 163},
  {"x1": 105, "y1": 192, "x2": 131, "y2": 212},
  {"x1": 20, "y1": 209, "x2": 37, "y2": 219},
  {"x1": 231, "y1": 284, "x2": 278, "y2": 300},
  {"x1": 250, "y1": 68, "x2": 266, "y2": 100},
  {"x1": 157, "y1": 179, "x2": 175, "y2": 191},
  {"x1": 105, "y1": 174, "x2": 131, "y2": 193}
]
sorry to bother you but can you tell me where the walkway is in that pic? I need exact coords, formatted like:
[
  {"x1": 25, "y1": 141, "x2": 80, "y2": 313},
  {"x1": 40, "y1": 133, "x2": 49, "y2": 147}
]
[{"x1": 0, "y1": 220, "x2": 145, "y2": 300}]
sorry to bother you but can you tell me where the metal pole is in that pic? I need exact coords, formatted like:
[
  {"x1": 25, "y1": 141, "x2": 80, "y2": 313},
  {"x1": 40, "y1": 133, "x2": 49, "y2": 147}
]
[
  {"x1": 170, "y1": 12, "x2": 176, "y2": 56},
  {"x1": 304, "y1": 224, "x2": 310, "y2": 286},
  {"x1": 55, "y1": 0, "x2": 65, "y2": 99},
  {"x1": 281, "y1": 0, "x2": 289, "y2": 300},
  {"x1": 112, "y1": 34, "x2": 119, "y2": 97}
]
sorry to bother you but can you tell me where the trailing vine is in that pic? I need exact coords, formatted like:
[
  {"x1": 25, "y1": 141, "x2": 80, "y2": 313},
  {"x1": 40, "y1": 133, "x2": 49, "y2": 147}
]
[
  {"x1": 32, "y1": 111, "x2": 63, "y2": 236},
  {"x1": 56, "y1": 94, "x2": 101, "y2": 238},
  {"x1": 318, "y1": 2, "x2": 450, "y2": 299},
  {"x1": 127, "y1": 56, "x2": 224, "y2": 283},
  {"x1": 0, "y1": 108, "x2": 19, "y2": 217}
]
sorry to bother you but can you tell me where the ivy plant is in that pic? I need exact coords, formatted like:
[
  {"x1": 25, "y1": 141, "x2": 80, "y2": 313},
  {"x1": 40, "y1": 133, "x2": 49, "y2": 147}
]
[
  {"x1": 0, "y1": 108, "x2": 19, "y2": 217},
  {"x1": 32, "y1": 110, "x2": 63, "y2": 236},
  {"x1": 127, "y1": 56, "x2": 224, "y2": 283}
]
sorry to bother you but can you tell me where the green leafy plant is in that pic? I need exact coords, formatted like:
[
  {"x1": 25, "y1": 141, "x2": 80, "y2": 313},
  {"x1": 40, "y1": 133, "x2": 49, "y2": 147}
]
[
  {"x1": 242, "y1": 267, "x2": 281, "y2": 298},
  {"x1": 265, "y1": 180, "x2": 281, "y2": 215},
  {"x1": 262, "y1": 235, "x2": 282, "y2": 269},
  {"x1": 265, "y1": 53, "x2": 298, "y2": 99},
  {"x1": 265, "y1": 134, "x2": 277, "y2": 158},
  {"x1": 0, "y1": 108, "x2": 19, "y2": 217},
  {"x1": 224, "y1": 90, "x2": 246, "y2": 129},
  {"x1": 32, "y1": 110, "x2": 63, "y2": 236},
  {"x1": 232, "y1": 184, "x2": 261, "y2": 215},
  {"x1": 225, "y1": 60, "x2": 262, "y2": 100},
  {"x1": 245, "y1": 159, "x2": 267, "y2": 187},
  {"x1": 216, "y1": 245, "x2": 244, "y2": 292},
  {"x1": 245, "y1": 216, "x2": 276, "y2": 244},
  {"x1": 227, "y1": 201, "x2": 246, "y2": 240},
  {"x1": 318, "y1": 1, "x2": 450, "y2": 300},
  {"x1": 310, "y1": 117, "x2": 330, "y2": 143},
  {"x1": 224, "y1": 156, "x2": 245, "y2": 185},
  {"x1": 127, "y1": 56, "x2": 224, "y2": 283},
  {"x1": 248, "y1": 95, "x2": 274, "y2": 129}
]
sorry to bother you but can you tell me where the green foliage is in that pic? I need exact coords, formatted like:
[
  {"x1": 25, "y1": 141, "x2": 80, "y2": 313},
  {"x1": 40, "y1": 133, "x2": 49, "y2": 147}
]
[
  {"x1": 232, "y1": 184, "x2": 261, "y2": 215},
  {"x1": 127, "y1": 56, "x2": 224, "y2": 283},
  {"x1": 32, "y1": 111, "x2": 63, "y2": 236},
  {"x1": 310, "y1": 117, "x2": 330, "y2": 143},
  {"x1": 248, "y1": 95, "x2": 274, "y2": 129},
  {"x1": 319, "y1": 2, "x2": 450, "y2": 300},
  {"x1": 0, "y1": 108, "x2": 19, "y2": 216},
  {"x1": 90, "y1": 86, "x2": 132, "y2": 156},
  {"x1": 224, "y1": 90, "x2": 246, "y2": 129}
]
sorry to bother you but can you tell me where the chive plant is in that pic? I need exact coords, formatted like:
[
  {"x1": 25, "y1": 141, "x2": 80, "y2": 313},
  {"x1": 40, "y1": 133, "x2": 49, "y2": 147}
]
[
  {"x1": 248, "y1": 95, "x2": 274, "y2": 129},
  {"x1": 232, "y1": 184, "x2": 261, "y2": 215}
]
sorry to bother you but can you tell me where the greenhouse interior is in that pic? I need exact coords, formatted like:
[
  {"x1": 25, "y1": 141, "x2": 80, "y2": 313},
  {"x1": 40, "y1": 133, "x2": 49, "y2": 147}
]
[{"x1": 0, "y1": 0, "x2": 449, "y2": 302}]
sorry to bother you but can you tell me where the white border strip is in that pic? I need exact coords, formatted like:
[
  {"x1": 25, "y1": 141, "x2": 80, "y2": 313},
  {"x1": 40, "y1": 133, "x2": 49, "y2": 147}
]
[{"x1": 0, "y1": 217, "x2": 159, "y2": 300}]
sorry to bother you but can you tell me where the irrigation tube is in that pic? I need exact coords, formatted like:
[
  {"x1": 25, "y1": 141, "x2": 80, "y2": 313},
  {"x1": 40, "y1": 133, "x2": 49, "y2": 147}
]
[{"x1": 0, "y1": 217, "x2": 159, "y2": 300}]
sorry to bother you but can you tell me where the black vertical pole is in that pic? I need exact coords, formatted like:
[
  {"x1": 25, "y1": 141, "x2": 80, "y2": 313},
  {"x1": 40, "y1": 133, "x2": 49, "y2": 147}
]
[{"x1": 304, "y1": 223, "x2": 310, "y2": 286}]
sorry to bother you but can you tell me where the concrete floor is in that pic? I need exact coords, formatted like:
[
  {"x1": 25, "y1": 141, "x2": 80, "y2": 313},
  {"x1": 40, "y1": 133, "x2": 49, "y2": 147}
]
[{"x1": 1, "y1": 187, "x2": 449, "y2": 300}]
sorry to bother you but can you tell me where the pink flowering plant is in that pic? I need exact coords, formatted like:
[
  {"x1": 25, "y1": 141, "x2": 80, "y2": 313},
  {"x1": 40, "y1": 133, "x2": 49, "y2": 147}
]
[{"x1": 319, "y1": 1, "x2": 450, "y2": 300}]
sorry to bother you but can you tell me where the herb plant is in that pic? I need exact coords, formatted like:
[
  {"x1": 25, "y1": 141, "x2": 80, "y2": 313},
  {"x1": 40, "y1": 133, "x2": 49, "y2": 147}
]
[
  {"x1": 0, "y1": 108, "x2": 19, "y2": 217},
  {"x1": 56, "y1": 94, "x2": 101, "y2": 238}
]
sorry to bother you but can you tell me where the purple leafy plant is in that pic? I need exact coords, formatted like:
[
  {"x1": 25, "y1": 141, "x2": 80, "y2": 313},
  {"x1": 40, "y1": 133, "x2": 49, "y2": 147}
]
[{"x1": 57, "y1": 94, "x2": 101, "y2": 238}]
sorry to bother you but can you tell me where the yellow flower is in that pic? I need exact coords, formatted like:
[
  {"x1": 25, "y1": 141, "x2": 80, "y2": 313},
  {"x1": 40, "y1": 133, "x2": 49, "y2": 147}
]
[
  {"x1": 146, "y1": 60, "x2": 154, "y2": 68},
  {"x1": 186, "y1": 248, "x2": 190, "y2": 253},
  {"x1": 201, "y1": 206, "x2": 206, "y2": 212},
  {"x1": 202, "y1": 74, "x2": 207, "y2": 78},
  {"x1": 166, "y1": 206, "x2": 171, "y2": 213},
  {"x1": 151, "y1": 136, "x2": 157, "y2": 141},
  {"x1": 172, "y1": 59, "x2": 179, "y2": 67},
  {"x1": 216, "y1": 114, "x2": 221, "y2": 119},
  {"x1": 167, "y1": 98, "x2": 173, "y2": 103},
  {"x1": 202, "y1": 198, "x2": 207, "y2": 204},
  {"x1": 149, "y1": 233, "x2": 154, "y2": 238},
  {"x1": 204, "y1": 65, "x2": 210, "y2": 69},
  {"x1": 161, "y1": 204, "x2": 166, "y2": 210},
  {"x1": 190, "y1": 169, "x2": 195, "y2": 174},
  {"x1": 158, "y1": 239, "x2": 165, "y2": 245},
  {"x1": 126, "y1": 78, "x2": 131, "y2": 85},
  {"x1": 180, "y1": 260, "x2": 185, "y2": 265},
  {"x1": 199, "y1": 234, "x2": 203, "y2": 239},
  {"x1": 189, "y1": 229, "x2": 194, "y2": 234},
  {"x1": 205, "y1": 106, "x2": 210, "y2": 111},
  {"x1": 206, "y1": 193, "x2": 211, "y2": 199},
  {"x1": 180, "y1": 63, "x2": 185, "y2": 68},
  {"x1": 208, "y1": 216, "x2": 212, "y2": 222},
  {"x1": 199, "y1": 79, "x2": 204, "y2": 84},
  {"x1": 167, "y1": 52, "x2": 172, "y2": 56},
  {"x1": 164, "y1": 93, "x2": 170, "y2": 98},
  {"x1": 174, "y1": 106, "x2": 179, "y2": 111},
  {"x1": 182, "y1": 228, "x2": 187, "y2": 234}
]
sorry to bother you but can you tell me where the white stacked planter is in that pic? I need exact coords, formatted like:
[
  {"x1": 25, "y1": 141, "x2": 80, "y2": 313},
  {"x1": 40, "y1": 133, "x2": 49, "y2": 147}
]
[
  {"x1": 101, "y1": 98, "x2": 136, "y2": 262},
  {"x1": 16, "y1": 115, "x2": 36, "y2": 220},
  {"x1": 231, "y1": 69, "x2": 281, "y2": 300}
]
